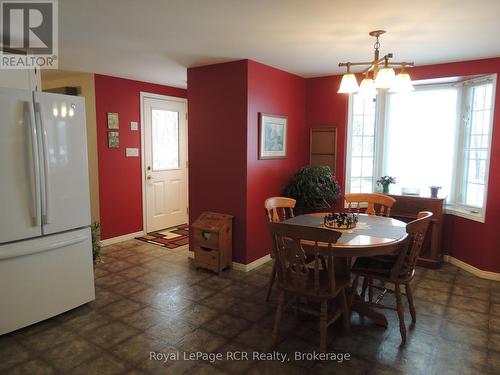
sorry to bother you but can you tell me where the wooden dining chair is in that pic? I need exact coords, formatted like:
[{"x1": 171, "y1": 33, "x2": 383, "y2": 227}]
[
  {"x1": 350, "y1": 211, "x2": 433, "y2": 345},
  {"x1": 268, "y1": 222, "x2": 350, "y2": 353},
  {"x1": 345, "y1": 193, "x2": 396, "y2": 217},
  {"x1": 264, "y1": 197, "x2": 296, "y2": 301}
]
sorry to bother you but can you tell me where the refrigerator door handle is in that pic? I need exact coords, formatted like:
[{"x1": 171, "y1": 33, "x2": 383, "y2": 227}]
[
  {"x1": 35, "y1": 102, "x2": 51, "y2": 225},
  {"x1": 0, "y1": 233, "x2": 88, "y2": 260},
  {"x1": 25, "y1": 101, "x2": 41, "y2": 227}
]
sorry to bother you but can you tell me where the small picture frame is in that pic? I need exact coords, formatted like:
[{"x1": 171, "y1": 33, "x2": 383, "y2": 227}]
[
  {"x1": 107, "y1": 112, "x2": 119, "y2": 129},
  {"x1": 108, "y1": 131, "x2": 119, "y2": 148},
  {"x1": 259, "y1": 113, "x2": 287, "y2": 159}
]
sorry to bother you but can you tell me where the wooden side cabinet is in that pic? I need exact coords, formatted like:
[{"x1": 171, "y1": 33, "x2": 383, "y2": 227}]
[
  {"x1": 192, "y1": 212, "x2": 233, "y2": 274},
  {"x1": 388, "y1": 194, "x2": 445, "y2": 268}
]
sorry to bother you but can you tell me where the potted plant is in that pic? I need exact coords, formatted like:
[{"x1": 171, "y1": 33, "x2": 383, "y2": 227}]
[
  {"x1": 91, "y1": 222, "x2": 102, "y2": 265},
  {"x1": 282, "y1": 166, "x2": 340, "y2": 214},
  {"x1": 377, "y1": 176, "x2": 396, "y2": 194}
]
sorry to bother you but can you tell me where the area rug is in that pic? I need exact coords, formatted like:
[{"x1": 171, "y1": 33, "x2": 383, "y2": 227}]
[{"x1": 135, "y1": 224, "x2": 189, "y2": 249}]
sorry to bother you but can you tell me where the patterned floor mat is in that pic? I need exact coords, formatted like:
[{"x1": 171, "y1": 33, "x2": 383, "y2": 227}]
[{"x1": 135, "y1": 224, "x2": 189, "y2": 249}]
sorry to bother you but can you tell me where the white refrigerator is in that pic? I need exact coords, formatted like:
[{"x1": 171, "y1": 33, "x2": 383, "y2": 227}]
[{"x1": 0, "y1": 88, "x2": 95, "y2": 335}]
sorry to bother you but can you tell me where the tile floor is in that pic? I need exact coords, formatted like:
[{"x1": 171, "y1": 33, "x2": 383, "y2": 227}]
[{"x1": 1, "y1": 239, "x2": 500, "y2": 374}]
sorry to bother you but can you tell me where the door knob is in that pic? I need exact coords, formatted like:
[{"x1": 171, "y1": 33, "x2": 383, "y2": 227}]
[{"x1": 147, "y1": 175, "x2": 152, "y2": 180}]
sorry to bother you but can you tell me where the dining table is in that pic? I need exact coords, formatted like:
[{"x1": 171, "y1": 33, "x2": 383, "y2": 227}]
[{"x1": 283, "y1": 212, "x2": 408, "y2": 327}]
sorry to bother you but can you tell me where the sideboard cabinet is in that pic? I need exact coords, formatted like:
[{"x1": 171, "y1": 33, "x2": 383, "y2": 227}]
[{"x1": 388, "y1": 194, "x2": 445, "y2": 268}]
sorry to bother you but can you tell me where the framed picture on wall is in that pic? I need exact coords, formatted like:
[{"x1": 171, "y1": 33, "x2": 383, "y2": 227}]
[
  {"x1": 108, "y1": 131, "x2": 119, "y2": 148},
  {"x1": 107, "y1": 112, "x2": 119, "y2": 129},
  {"x1": 259, "y1": 113, "x2": 287, "y2": 159}
]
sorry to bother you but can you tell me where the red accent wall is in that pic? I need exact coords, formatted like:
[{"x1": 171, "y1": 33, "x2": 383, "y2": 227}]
[
  {"x1": 187, "y1": 60, "x2": 308, "y2": 264},
  {"x1": 94, "y1": 74, "x2": 187, "y2": 240},
  {"x1": 246, "y1": 60, "x2": 307, "y2": 263},
  {"x1": 187, "y1": 61, "x2": 249, "y2": 263},
  {"x1": 305, "y1": 75, "x2": 349, "y2": 211},
  {"x1": 305, "y1": 57, "x2": 500, "y2": 273}
]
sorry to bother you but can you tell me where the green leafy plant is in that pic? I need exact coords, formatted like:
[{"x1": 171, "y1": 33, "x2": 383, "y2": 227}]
[
  {"x1": 376, "y1": 176, "x2": 396, "y2": 187},
  {"x1": 377, "y1": 176, "x2": 396, "y2": 193},
  {"x1": 282, "y1": 166, "x2": 340, "y2": 213},
  {"x1": 91, "y1": 222, "x2": 101, "y2": 265}
]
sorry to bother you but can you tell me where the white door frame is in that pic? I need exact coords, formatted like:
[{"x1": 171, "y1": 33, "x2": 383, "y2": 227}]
[{"x1": 140, "y1": 92, "x2": 188, "y2": 234}]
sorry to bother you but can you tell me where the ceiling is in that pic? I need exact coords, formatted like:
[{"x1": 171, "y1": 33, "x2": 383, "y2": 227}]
[{"x1": 50, "y1": 0, "x2": 500, "y2": 88}]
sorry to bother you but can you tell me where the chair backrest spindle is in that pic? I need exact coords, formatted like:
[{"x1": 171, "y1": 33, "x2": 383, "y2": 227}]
[
  {"x1": 268, "y1": 222, "x2": 341, "y2": 296},
  {"x1": 344, "y1": 193, "x2": 396, "y2": 217}
]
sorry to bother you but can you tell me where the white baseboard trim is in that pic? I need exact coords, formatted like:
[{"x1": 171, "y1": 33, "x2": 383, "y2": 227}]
[
  {"x1": 100, "y1": 231, "x2": 145, "y2": 247},
  {"x1": 443, "y1": 255, "x2": 500, "y2": 281},
  {"x1": 233, "y1": 254, "x2": 272, "y2": 272},
  {"x1": 187, "y1": 251, "x2": 271, "y2": 272}
]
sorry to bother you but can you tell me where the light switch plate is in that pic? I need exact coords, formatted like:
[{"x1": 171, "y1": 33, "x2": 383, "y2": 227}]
[
  {"x1": 126, "y1": 148, "x2": 139, "y2": 157},
  {"x1": 130, "y1": 121, "x2": 138, "y2": 131}
]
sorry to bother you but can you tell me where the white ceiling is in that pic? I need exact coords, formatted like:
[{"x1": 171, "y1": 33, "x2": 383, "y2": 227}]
[{"x1": 52, "y1": 0, "x2": 500, "y2": 88}]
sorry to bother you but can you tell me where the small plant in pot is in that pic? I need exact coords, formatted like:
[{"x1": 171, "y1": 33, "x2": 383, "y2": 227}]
[
  {"x1": 377, "y1": 176, "x2": 396, "y2": 194},
  {"x1": 282, "y1": 166, "x2": 340, "y2": 214},
  {"x1": 91, "y1": 222, "x2": 102, "y2": 265}
]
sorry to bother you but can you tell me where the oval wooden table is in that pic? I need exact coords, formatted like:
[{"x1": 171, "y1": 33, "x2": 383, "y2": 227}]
[{"x1": 283, "y1": 213, "x2": 408, "y2": 327}]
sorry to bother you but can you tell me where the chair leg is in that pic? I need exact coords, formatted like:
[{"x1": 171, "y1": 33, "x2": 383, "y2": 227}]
[
  {"x1": 320, "y1": 256, "x2": 327, "y2": 270},
  {"x1": 368, "y1": 280, "x2": 373, "y2": 303},
  {"x1": 340, "y1": 289, "x2": 350, "y2": 333},
  {"x1": 405, "y1": 283, "x2": 416, "y2": 326},
  {"x1": 349, "y1": 274, "x2": 359, "y2": 306},
  {"x1": 361, "y1": 277, "x2": 369, "y2": 300},
  {"x1": 266, "y1": 260, "x2": 277, "y2": 301},
  {"x1": 272, "y1": 291, "x2": 285, "y2": 344},
  {"x1": 395, "y1": 283, "x2": 407, "y2": 345},
  {"x1": 320, "y1": 300, "x2": 328, "y2": 353}
]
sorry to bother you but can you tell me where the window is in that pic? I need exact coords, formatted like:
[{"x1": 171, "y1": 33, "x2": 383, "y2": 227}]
[
  {"x1": 346, "y1": 95, "x2": 377, "y2": 193},
  {"x1": 151, "y1": 109, "x2": 180, "y2": 171},
  {"x1": 384, "y1": 87, "x2": 458, "y2": 197},
  {"x1": 460, "y1": 84, "x2": 493, "y2": 208},
  {"x1": 346, "y1": 75, "x2": 496, "y2": 222}
]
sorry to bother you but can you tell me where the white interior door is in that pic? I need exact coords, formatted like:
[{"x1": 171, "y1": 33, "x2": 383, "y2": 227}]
[{"x1": 143, "y1": 96, "x2": 188, "y2": 232}]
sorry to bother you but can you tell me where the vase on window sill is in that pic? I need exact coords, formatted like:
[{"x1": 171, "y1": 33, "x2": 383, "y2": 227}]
[
  {"x1": 382, "y1": 185, "x2": 390, "y2": 194},
  {"x1": 430, "y1": 186, "x2": 441, "y2": 198}
]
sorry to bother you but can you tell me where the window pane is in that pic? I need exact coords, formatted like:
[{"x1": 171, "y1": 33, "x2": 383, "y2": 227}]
[
  {"x1": 348, "y1": 94, "x2": 376, "y2": 193},
  {"x1": 351, "y1": 136, "x2": 363, "y2": 156},
  {"x1": 152, "y1": 109, "x2": 179, "y2": 171},
  {"x1": 461, "y1": 82, "x2": 493, "y2": 208},
  {"x1": 384, "y1": 88, "x2": 458, "y2": 198},
  {"x1": 352, "y1": 115, "x2": 363, "y2": 135},
  {"x1": 465, "y1": 183, "x2": 484, "y2": 207}
]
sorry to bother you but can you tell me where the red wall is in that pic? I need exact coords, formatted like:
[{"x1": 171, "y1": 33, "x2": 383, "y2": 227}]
[
  {"x1": 95, "y1": 74, "x2": 186, "y2": 240},
  {"x1": 305, "y1": 75, "x2": 349, "y2": 210},
  {"x1": 187, "y1": 60, "x2": 308, "y2": 264},
  {"x1": 305, "y1": 58, "x2": 500, "y2": 273},
  {"x1": 246, "y1": 60, "x2": 307, "y2": 263},
  {"x1": 187, "y1": 61, "x2": 249, "y2": 263}
]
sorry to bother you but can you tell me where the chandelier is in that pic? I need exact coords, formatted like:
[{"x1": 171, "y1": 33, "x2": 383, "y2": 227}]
[{"x1": 338, "y1": 30, "x2": 414, "y2": 96}]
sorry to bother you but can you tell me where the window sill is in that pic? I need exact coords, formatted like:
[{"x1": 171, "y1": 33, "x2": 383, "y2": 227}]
[{"x1": 445, "y1": 206, "x2": 485, "y2": 223}]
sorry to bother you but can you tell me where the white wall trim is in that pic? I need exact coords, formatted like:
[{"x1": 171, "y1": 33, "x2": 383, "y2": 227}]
[
  {"x1": 444, "y1": 255, "x2": 500, "y2": 281},
  {"x1": 100, "y1": 231, "x2": 145, "y2": 247},
  {"x1": 139, "y1": 92, "x2": 188, "y2": 235},
  {"x1": 187, "y1": 251, "x2": 271, "y2": 273},
  {"x1": 232, "y1": 254, "x2": 272, "y2": 272}
]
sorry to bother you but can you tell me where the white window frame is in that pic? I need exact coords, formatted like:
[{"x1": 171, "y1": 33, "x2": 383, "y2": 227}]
[
  {"x1": 446, "y1": 75, "x2": 497, "y2": 222},
  {"x1": 345, "y1": 74, "x2": 497, "y2": 223},
  {"x1": 345, "y1": 94, "x2": 384, "y2": 195}
]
